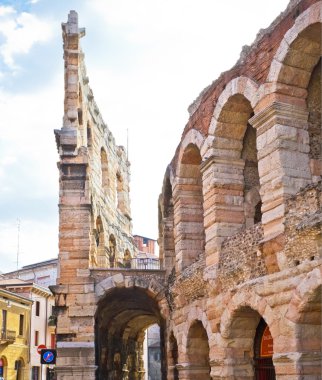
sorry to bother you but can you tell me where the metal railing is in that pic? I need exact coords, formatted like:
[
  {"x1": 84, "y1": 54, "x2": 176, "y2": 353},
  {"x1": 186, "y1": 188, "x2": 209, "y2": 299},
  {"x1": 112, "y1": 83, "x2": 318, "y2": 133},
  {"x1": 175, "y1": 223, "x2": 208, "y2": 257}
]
[
  {"x1": 104, "y1": 257, "x2": 161, "y2": 270},
  {"x1": 130, "y1": 258, "x2": 160, "y2": 270},
  {"x1": 1, "y1": 329, "x2": 16, "y2": 342}
]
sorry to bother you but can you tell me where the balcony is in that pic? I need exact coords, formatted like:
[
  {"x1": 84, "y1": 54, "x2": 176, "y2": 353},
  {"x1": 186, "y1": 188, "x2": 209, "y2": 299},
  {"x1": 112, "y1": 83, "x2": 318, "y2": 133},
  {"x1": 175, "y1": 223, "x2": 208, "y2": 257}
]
[
  {"x1": 1, "y1": 329, "x2": 16, "y2": 343},
  {"x1": 131, "y1": 257, "x2": 160, "y2": 270}
]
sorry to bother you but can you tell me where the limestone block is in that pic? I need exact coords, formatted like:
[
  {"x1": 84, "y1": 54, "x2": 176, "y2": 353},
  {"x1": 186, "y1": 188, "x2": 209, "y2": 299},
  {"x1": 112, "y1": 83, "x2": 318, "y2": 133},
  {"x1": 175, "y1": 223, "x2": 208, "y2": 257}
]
[{"x1": 69, "y1": 305, "x2": 96, "y2": 317}]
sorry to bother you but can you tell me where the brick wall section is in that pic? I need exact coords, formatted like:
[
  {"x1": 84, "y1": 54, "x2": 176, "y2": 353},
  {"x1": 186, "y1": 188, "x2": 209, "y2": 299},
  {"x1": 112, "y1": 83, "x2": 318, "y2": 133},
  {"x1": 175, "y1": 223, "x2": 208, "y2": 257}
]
[
  {"x1": 169, "y1": 255, "x2": 207, "y2": 304},
  {"x1": 218, "y1": 223, "x2": 266, "y2": 289},
  {"x1": 283, "y1": 182, "x2": 322, "y2": 267}
]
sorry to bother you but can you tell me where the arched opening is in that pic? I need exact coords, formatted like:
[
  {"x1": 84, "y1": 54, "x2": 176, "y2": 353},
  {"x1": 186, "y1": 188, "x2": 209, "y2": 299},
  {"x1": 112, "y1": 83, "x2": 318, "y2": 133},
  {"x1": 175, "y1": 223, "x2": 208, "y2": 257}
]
[
  {"x1": 146, "y1": 324, "x2": 162, "y2": 380},
  {"x1": 78, "y1": 87, "x2": 83, "y2": 127},
  {"x1": 242, "y1": 122, "x2": 262, "y2": 227},
  {"x1": 123, "y1": 249, "x2": 132, "y2": 268},
  {"x1": 95, "y1": 217, "x2": 107, "y2": 267},
  {"x1": 116, "y1": 172, "x2": 126, "y2": 213},
  {"x1": 87, "y1": 121, "x2": 92, "y2": 148},
  {"x1": 95, "y1": 288, "x2": 166, "y2": 380},
  {"x1": 223, "y1": 307, "x2": 275, "y2": 379},
  {"x1": 101, "y1": 148, "x2": 109, "y2": 190},
  {"x1": 254, "y1": 318, "x2": 276, "y2": 379},
  {"x1": 168, "y1": 333, "x2": 179, "y2": 380},
  {"x1": 15, "y1": 357, "x2": 25, "y2": 380},
  {"x1": 296, "y1": 285, "x2": 321, "y2": 377},
  {"x1": 159, "y1": 175, "x2": 175, "y2": 274},
  {"x1": 0, "y1": 356, "x2": 7, "y2": 379},
  {"x1": 186, "y1": 320, "x2": 210, "y2": 380},
  {"x1": 109, "y1": 234, "x2": 116, "y2": 268},
  {"x1": 212, "y1": 93, "x2": 259, "y2": 241},
  {"x1": 275, "y1": 21, "x2": 321, "y2": 184},
  {"x1": 307, "y1": 58, "x2": 321, "y2": 181},
  {"x1": 176, "y1": 144, "x2": 205, "y2": 270}
]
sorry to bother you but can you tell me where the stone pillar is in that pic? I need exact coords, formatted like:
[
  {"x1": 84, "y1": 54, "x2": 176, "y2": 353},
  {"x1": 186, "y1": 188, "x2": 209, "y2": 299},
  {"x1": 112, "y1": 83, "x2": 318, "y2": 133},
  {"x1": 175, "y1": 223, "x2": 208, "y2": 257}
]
[
  {"x1": 177, "y1": 363, "x2": 211, "y2": 380},
  {"x1": 273, "y1": 353, "x2": 298, "y2": 380},
  {"x1": 52, "y1": 11, "x2": 97, "y2": 380},
  {"x1": 173, "y1": 176, "x2": 205, "y2": 271},
  {"x1": 250, "y1": 102, "x2": 311, "y2": 271},
  {"x1": 201, "y1": 156, "x2": 245, "y2": 267},
  {"x1": 163, "y1": 216, "x2": 176, "y2": 275}
]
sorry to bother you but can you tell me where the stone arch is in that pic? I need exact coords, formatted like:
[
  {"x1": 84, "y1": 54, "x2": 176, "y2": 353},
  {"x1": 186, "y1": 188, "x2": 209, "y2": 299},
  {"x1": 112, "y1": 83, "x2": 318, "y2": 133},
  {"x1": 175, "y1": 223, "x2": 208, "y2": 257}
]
[
  {"x1": 307, "y1": 57, "x2": 321, "y2": 181},
  {"x1": 266, "y1": 3, "x2": 321, "y2": 184},
  {"x1": 295, "y1": 284, "x2": 322, "y2": 377},
  {"x1": 177, "y1": 129, "x2": 205, "y2": 165},
  {"x1": 175, "y1": 140, "x2": 205, "y2": 271},
  {"x1": 95, "y1": 216, "x2": 107, "y2": 267},
  {"x1": 0, "y1": 356, "x2": 8, "y2": 379},
  {"x1": 209, "y1": 76, "x2": 259, "y2": 136},
  {"x1": 100, "y1": 147, "x2": 109, "y2": 190},
  {"x1": 86, "y1": 120, "x2": 92, "y2": 148},
  {"x1": 168, "y1": 331, "x2": 179, "y2": 380},
  {"x1": 180, "y1": 306, "x2": 212, "y2": 357},
  {"x1": 123, "y1": 248, "x2": 132, "y2": 268},
  {"x1": 205, "y1": 86, "x2": 260, "y2": 255},
  {"x1": 221, "y1": 304, "x2": 275, "y2": 380},
  {"x1": 285, "y1": 269, "x2": 322, "y2": 377},
  {"x1": 78, "y1": 86, "x2": 83, "y2": 127},
  {"x1": 159, "y1": 166, "x2": 175, "y2": 274},
  {"x1": 95, "y1": 281, "x2": 167, "y2": 380},
  {"x1": 109, "y1": 234, "x2": 117, "y2": 268},
  {"x1": 267, "y1": 2, "x2": 321, "y2": 89},
  {"x1": 15, "y1": 357, "x2": 25, "y2": 380},
  {"x1": 116, "y1": 171, "x2": 126, "y2": 213},
  {"x1": 185, "y1": 319, "x2": 211, "y2": 380}
]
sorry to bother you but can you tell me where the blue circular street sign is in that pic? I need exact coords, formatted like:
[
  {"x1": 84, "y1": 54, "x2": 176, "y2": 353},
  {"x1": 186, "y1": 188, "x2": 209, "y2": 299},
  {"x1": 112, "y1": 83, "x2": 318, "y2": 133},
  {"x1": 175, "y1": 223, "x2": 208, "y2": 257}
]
[{"x1": 41, "y1": 349, "x2": 56, "y2": 365}]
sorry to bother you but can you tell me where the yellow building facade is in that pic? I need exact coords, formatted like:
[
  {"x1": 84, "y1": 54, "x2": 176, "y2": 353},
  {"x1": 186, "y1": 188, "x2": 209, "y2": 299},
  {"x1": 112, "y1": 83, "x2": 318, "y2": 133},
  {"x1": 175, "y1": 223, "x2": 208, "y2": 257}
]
[{"x1": 0, "y1": 288, "x2": 32, "y2": 380}]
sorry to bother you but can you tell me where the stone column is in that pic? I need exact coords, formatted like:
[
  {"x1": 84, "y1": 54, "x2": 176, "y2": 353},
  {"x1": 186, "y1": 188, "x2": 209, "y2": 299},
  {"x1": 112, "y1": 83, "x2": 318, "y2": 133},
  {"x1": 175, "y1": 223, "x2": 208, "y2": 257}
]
[
  {"x1": 52, "y1": 11, "x2": 98, "y2": 380},
  {"x1": 177, "y1": 363, "x2": 211, "y2": 380},
  {"x1": 163, "y1": 216, "x2": 176, "y2": 275},
  {"x1": 250, "y1": 102, "x2": 311, "y2": 271},
  {"x1": 173, "y1": 176, "x2": 205, "y2": 271},
  {"x1": 201, "y1": 156, "x2": 245, "y2": 267}
]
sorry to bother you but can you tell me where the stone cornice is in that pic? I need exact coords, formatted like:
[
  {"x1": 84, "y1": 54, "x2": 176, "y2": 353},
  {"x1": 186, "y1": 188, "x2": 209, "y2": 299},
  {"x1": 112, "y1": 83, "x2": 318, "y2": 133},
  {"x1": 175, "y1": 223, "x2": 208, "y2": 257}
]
[
  {"x1": 200, "y1": 155, "x2": 245, "y2": 173},
  {"x1": 249, "y1": 102, "x2": 308, "y2": 136}
]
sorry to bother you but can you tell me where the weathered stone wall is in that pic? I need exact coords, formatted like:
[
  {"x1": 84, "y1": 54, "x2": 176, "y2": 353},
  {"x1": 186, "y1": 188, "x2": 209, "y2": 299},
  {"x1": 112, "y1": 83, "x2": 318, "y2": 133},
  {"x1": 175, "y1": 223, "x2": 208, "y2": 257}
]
[
  {"x1": 282, "y1": 182, "x2": 322, "y2": 269},
  {"x1": 53, "y1": 1, "x2": 322, "y2": 379},
  {"x1": 158, "y1": 1, "x2": 322, "y2": 379},
  {"x1": 218, "y1": 223, "x2": 266, "y2": 289}
]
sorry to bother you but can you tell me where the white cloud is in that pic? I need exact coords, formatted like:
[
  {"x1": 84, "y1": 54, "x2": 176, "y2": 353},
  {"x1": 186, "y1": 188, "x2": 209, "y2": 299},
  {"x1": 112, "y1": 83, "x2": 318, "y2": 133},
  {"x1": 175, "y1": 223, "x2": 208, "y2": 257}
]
[
  {"x1": 0, "y1": 5, "x2": 54, "y2": 69},
  {"x1": 0, "y1": 6, "x2": 15, "y2": 17}
]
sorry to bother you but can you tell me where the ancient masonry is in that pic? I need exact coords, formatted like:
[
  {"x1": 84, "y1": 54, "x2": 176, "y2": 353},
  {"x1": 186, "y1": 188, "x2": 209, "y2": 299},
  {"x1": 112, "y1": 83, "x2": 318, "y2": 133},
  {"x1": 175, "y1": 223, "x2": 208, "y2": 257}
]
[{"x1": 52, "y1": 1, "x2": 321, "y2": 379}]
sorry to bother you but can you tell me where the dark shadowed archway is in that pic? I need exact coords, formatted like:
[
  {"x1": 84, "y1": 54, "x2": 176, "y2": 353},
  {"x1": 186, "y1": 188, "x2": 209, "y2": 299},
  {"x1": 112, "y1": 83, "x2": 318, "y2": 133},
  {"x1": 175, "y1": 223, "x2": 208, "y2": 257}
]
[{"x1": 95, "y1": 287, "x2": 166, "y2": 380}]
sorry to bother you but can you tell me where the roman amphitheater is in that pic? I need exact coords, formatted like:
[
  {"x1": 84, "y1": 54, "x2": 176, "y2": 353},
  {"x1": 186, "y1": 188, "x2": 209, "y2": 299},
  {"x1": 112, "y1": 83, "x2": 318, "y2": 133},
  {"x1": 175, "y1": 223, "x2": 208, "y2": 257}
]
[{"x1": 52, "y1": 0, "x2": 322, "y2": 378}]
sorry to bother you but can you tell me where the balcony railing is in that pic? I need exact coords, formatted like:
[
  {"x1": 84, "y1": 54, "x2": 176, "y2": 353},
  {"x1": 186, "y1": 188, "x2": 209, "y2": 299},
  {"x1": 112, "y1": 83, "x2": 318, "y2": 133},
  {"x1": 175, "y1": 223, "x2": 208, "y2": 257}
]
[
  {"x1": 1, "y1": 329, "x2": 16, "y2": 343},
  {"x1": 130, "y1": 257, "x2": 160, "y2": 270}
]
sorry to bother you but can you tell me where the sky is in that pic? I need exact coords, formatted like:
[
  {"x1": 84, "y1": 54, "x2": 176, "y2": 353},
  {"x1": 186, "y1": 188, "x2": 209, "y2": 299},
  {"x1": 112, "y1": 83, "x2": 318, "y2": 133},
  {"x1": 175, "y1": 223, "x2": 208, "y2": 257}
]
[{"x1": 0, "y1": 0, "x2": 290, "y2": 272}]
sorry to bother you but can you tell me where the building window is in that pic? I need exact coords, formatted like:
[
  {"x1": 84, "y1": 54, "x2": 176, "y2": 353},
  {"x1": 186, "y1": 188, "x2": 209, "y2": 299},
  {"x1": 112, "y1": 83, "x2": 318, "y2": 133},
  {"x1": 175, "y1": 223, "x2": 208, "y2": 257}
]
[
  {"x1": 32, "y1": 366, "x2": 39, "y2": 380},
  {"x1": 35, "y1": 301, "x2": 40, "y2": 316},
  {"x1": 34, "y1": 330, "x2": 39, "y2": 346},
  {"x1": 19, "y1": 315, "x2": 24, "y2": 336}
]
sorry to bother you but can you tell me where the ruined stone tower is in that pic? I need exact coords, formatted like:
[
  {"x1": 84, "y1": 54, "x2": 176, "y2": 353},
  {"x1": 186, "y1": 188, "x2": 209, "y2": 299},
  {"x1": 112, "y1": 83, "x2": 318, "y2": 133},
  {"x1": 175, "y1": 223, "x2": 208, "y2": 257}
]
[{"x1": 52, "y1": 11, "x2": 148, "y2": 379}]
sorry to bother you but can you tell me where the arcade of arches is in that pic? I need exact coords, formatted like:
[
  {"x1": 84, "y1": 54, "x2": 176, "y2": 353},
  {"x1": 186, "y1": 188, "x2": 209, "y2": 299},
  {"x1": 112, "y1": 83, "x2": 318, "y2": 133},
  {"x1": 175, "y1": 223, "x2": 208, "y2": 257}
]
[{"x1": 52, "y1": 1, "x2": 322, "y2": 379}]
